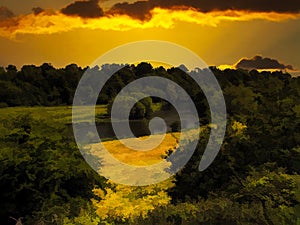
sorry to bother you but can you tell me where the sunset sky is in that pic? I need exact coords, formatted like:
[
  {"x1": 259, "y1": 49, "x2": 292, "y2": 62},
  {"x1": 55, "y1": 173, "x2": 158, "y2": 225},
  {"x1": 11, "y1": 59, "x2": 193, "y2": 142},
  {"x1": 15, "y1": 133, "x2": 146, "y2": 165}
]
[{"x1": 0, "y1": 0, "x2": 300, "y2": 72}]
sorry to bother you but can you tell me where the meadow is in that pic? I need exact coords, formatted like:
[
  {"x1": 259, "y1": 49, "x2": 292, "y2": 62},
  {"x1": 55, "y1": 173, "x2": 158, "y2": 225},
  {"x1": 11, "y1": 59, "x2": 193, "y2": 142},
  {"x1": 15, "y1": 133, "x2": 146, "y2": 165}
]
[{"x1": 0, "y1": 105, "x2": 107, "y2": 124}]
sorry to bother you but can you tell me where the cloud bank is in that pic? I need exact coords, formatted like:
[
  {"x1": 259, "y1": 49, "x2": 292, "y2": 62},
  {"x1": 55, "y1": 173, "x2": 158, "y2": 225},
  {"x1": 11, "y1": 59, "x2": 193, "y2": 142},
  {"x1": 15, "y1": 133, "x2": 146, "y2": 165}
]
[
  {"x1": 0, "y1": 6, "x2": 14, "y2": 21},
  {"x1": 0, "y1": 0, "x2": 299, "y2": 39},
  {"x1": 61, "y1": 0, "x2": 104, "y2": 18},
  {"x1": 235, "y1": 56, "x2": 295, "y2": 70},
  {"x1": 109, "y1": 0, "x2": 300, "y2": 20}
]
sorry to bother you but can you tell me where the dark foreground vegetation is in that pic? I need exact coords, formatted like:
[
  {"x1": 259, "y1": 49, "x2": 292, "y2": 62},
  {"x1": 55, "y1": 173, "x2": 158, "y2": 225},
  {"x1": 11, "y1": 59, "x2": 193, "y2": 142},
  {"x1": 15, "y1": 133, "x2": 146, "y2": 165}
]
[{"x1": 0, "y1": 63, "x2": 299, "y2": 224}]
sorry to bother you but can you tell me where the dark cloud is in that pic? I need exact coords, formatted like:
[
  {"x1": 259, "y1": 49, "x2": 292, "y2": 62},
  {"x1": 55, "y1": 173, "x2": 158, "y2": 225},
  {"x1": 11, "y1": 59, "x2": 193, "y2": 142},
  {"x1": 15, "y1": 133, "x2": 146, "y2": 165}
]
[
  {"x1": 109, "y1": 0, "x2": 300, "y2": 20},
  {"x1": 109, "y1": 1, "x2": 152, "y2": 20},
  {"x1": 0, "y1": 6, "x2": 14, "y2": 21},
  {"x1": 32, "y1": 7, "x2": 44, "y2": 15},
  {"x1": 61, "y1": 0, "x2": 104, "y2": 18},
  {"x1": 235, "y1": 56, "x2": 294, "y2": 70}
]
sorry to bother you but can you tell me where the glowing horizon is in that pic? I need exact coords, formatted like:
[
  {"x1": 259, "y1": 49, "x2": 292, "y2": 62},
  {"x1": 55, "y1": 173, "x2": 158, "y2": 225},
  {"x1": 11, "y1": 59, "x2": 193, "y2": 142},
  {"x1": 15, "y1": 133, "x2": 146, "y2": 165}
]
[
  {"x1": 0, "y1": 1, "x2": 299, "y2": 72},
  {"x1": 0, "y1": 8, "x2": 299, "y2": 39}
]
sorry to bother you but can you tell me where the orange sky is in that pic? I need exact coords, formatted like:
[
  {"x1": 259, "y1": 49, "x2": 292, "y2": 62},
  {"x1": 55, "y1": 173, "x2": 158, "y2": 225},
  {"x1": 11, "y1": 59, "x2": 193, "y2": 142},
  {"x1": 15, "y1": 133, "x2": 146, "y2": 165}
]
[{"x1": 0, "y1": 1, "x2": 300, "y2": 70}]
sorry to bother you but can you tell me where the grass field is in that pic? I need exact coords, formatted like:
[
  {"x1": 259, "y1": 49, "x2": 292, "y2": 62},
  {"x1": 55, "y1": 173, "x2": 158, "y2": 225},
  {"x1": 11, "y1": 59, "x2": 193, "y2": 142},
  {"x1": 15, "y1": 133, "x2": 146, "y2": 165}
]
[
  {"x1": 0, "y1": 105, "x2": 108, "y2": 124},
  {"x1": 92, "y1": 133, "x2": 179, "y2": 166},
  {"x1": 0, "y1": 103, "x2": 164, "y2": 124},
  {"x1": 88, "y1": 132, "x2": 180, "y2": 185}
]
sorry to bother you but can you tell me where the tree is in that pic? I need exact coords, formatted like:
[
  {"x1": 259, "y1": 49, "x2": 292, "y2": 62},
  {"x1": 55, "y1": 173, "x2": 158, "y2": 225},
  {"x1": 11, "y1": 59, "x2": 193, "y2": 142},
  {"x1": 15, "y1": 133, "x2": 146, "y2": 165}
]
[{"x1": 135, "y1": 62, "x2": 153, "y2": 76}]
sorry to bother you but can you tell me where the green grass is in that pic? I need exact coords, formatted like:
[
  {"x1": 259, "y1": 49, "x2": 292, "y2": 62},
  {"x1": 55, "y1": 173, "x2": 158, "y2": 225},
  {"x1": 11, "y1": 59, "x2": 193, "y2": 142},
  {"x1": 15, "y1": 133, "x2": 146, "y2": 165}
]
[
  {"x1": 0, "y1": 105, "x2": 108, "y2": 124},
  {"x1": 0, "y1": 103, "x2": 162, "y2": 125}
]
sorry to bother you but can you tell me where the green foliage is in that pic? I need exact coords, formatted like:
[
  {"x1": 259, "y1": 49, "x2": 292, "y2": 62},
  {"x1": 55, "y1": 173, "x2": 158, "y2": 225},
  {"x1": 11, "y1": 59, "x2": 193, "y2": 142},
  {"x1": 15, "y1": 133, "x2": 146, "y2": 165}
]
[
  {"x1": 0, "y1": 114, "x2": 105, "y2": 224},
  {"x1": 92, "y1": 181, "x2": 172, "y2": 224},
  {"x1": 133, "y1": 167, "x2": 298, "y2": 225},
  {"x1": 0, "y1": 63, "x2": 83, "y2": 106},
  {"x1": 63, "y1": 204, "x2": 100, "y2": 225},
  {"x1": 134, "y1": 196, "x2": 297, "y2": 225},
  {"x1": 107, "y1": 95, "x2": 154, "y2": 120}
]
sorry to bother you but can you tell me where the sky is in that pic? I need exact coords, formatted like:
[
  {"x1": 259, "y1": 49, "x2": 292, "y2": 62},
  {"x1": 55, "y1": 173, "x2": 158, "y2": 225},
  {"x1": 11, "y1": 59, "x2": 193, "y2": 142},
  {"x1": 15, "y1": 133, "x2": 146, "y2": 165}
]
[{"x1": 0, "y1": 0, "x2": 300, "y2": 72}]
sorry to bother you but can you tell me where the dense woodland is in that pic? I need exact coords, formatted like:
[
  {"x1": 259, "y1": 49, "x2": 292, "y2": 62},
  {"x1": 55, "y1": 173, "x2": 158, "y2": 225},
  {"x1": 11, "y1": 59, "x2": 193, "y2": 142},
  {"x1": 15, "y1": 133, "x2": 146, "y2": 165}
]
[{"x1": 0, "y1": 63, "x2": 300, "y2": 224}]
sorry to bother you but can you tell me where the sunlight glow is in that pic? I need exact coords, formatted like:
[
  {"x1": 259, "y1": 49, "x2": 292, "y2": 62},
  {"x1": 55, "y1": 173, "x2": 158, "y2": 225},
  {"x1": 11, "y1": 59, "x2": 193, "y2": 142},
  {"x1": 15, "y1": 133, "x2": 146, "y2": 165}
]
[{"x1": 1, "y1": 8, "x2": 299, "y2": 39}]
